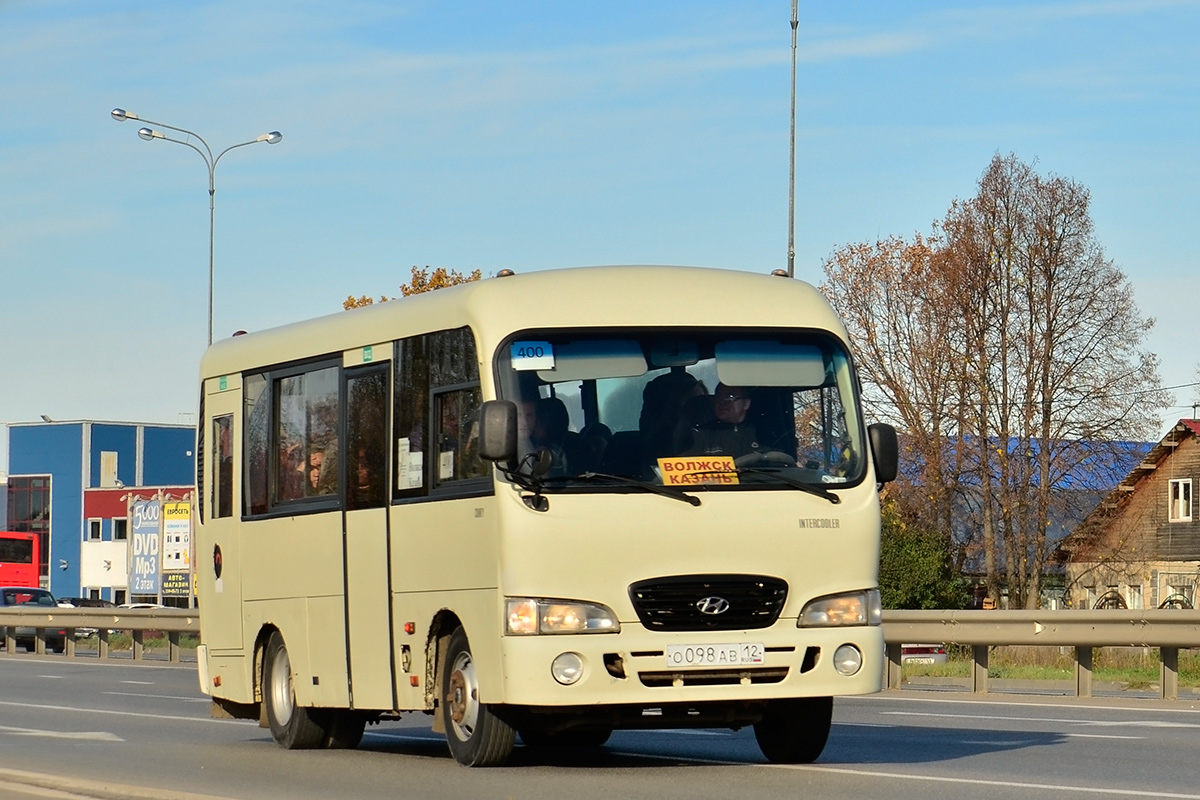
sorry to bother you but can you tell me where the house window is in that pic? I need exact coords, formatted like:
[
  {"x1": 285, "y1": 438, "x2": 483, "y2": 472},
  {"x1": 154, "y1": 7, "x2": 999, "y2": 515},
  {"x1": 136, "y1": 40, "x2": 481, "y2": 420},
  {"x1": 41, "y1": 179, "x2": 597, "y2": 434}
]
[
  {"x1": 113, "y1": 518, "x2": 128, "y2": 541},
  {"x1": 1169, "y1": 478, "x2": 1192, "y2": 522},
  {"x1": 88, "y1": 519, "x2": 102, "y2": 541},
  {"x1": 1127, "y1": 584, "x2": 1143, "y2": 609}
]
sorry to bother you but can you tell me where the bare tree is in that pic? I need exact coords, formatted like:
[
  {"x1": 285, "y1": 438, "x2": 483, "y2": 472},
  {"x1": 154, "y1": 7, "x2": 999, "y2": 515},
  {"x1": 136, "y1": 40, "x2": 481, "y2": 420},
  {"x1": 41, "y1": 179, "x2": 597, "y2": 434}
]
[{"x1": 823, "y1": 153, "x2": 1167, "y2": 608}]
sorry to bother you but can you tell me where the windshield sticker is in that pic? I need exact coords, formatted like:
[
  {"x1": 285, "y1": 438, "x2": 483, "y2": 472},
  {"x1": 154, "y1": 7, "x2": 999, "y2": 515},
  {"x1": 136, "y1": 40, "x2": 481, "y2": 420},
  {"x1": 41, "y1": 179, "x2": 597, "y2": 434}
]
[
  {"x1": 658, "y1": 456, "x2": 739, "y2": 486},
  {"x1": 511, "y1": 341, "x2": 555, "y2": 371}
]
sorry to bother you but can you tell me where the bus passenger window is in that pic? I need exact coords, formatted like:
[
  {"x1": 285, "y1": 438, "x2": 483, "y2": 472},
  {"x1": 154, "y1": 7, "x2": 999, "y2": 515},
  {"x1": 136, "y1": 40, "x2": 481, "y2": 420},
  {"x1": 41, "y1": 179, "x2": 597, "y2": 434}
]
[
  {"x1": 213, "y1": 415, "x2": 233, "y2": 519},
  {"x1": 435, "y1": 387, "x2": 485, "y2": 484}
]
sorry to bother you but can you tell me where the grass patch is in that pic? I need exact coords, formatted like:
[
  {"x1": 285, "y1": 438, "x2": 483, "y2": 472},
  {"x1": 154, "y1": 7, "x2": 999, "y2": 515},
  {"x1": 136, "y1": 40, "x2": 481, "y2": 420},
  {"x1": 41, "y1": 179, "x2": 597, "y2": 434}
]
[
  {"x1": 902, "y1": 645, "x2": 1200, "y2": 687},
  {"x1": 74, "y1": 632, "x2": 200, "y2": 650}
]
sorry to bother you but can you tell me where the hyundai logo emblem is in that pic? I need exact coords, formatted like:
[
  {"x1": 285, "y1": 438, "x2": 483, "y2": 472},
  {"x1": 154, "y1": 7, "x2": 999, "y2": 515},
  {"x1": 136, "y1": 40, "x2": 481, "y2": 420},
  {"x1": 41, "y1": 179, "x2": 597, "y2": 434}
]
[{"x1": 696, "y1": 596, "x2": 731, "y2": 615}]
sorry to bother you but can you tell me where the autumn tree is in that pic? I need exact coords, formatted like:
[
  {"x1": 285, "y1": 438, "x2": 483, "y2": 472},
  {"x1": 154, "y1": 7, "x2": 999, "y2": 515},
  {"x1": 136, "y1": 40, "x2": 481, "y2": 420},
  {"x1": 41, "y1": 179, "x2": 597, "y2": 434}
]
[
  {"x1": 823, "y1": 153, "x2": 1168, "y2": 608},
  {"x1": 344, "y1": 266, "x2": 483, "y2": 309},
  {"x1": 822, "y1": 234, "x2": 971, "y2": 568}
]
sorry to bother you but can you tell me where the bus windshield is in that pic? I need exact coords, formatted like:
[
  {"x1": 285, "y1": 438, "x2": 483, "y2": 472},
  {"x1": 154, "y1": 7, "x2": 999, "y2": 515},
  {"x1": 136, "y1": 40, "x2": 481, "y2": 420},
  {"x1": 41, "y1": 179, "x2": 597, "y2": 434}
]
[{"x1": 496, "y1": 329, "x2": 866, "y2": 490}]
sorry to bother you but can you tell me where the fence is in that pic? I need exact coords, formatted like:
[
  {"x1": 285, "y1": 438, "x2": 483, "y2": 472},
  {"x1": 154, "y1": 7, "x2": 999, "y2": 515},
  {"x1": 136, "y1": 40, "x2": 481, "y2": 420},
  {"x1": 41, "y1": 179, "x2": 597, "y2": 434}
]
[
  {"x1": 883, "y1": 608, "x2": 1200, "y2": 700},
  {"x1": 6, "y1": 606, "x2": 1200, "y2": 699},
  {"x1": 0, "y1": 607, "x2": 198, "y2": 663}
]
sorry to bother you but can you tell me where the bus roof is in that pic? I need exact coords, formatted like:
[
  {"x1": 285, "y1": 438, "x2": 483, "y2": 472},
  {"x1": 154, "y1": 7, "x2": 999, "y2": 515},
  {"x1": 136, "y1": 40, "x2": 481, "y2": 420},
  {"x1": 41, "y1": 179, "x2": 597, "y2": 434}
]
[{"x1": 200, "y1": 265, "x2": 848, "y2": 379}]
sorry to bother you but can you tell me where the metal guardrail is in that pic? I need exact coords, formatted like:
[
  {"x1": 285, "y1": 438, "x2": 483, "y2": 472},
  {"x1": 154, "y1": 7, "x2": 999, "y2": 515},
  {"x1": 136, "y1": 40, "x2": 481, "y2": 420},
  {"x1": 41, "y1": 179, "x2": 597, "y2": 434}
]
[
  {"x1": 0, "y1": 607, "x2": 199, "y2": 663},
  {"x1": 5, "y1": 606, "x2": 1198, "y2": 700},
  {"x1": 882, "y1": 609, "x2": 1200, "y2": 701}
]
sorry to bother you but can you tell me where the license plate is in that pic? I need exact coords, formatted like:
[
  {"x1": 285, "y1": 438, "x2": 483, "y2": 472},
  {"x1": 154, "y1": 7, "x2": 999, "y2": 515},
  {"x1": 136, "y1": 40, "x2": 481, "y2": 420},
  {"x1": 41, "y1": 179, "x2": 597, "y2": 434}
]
[
  {"x1": 906, "y1": 657, "x2": 934, "y2": 665},
  {"x1": 665, "y1": 643, "x2": 765, "y2": 667}
]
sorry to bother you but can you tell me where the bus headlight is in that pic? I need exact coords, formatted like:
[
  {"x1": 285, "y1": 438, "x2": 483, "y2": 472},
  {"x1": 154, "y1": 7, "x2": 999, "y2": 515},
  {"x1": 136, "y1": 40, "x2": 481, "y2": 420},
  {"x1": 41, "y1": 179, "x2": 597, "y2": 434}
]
[
  {"x1": 506, "y1": 598, "x2": 620, "y2": 635},
  {"x1": 799, "y1": 589, "x2": 882, "y2": 627}
]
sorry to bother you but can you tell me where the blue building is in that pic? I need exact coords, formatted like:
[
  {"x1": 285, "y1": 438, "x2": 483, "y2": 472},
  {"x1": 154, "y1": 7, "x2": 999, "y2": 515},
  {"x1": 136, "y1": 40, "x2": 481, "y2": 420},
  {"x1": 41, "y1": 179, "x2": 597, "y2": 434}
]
[{"x1": 3, "y1": 420, "x2": 195, "y2": 603}]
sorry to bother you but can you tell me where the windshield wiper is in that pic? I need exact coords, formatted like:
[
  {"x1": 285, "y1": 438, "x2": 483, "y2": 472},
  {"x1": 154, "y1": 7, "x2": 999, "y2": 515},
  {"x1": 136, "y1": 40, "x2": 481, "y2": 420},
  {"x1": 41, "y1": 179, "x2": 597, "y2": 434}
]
[
  {"x1": 735, "y1": 466, "x2": 841, "y2": 504},
  {"x1": 498, "y1": 453, "x2": 700, "y2": 508},
  {"x1": 542, "y1": 471, "x2": 701, "y2": 507},
  {"x1": 686, "y1": 465, "x2": 841, "y2": 504}
]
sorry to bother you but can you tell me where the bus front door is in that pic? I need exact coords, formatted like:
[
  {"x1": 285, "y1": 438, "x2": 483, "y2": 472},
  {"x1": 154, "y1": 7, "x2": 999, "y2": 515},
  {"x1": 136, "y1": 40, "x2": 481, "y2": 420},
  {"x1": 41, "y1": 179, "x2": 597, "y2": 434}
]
[
  {"x1": 341, "y1": 364, "x2": 396, "y2": 711},
  {"x1": 202, "y1": 376, "x2": 244, "y2": 653}
]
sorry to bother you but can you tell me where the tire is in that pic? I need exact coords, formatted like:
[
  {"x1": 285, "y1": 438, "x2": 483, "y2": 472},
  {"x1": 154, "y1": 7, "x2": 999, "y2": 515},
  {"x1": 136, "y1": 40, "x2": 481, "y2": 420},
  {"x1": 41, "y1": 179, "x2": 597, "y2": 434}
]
[
  {"x1": 753, "y1": 697, "x2": 833, "y2": 764},
  {"x1": 324, "y1": 711, "x2": 366, "y2": 749},
  {"x1": 441, "y1": 626, "x2": 516, "y2": 767},
  {"x1": 263, "y1": 631, "x2": 329, "y2": 749},
  {"x1": 520, "y1": 727, "x2": 612, "y2": 748}
]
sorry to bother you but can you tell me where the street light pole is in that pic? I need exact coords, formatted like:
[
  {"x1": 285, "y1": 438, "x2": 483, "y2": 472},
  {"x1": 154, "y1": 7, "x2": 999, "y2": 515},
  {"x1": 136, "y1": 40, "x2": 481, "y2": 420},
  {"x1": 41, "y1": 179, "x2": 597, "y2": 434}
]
[
  {"x1": 111, "y1": 108, "x2": 282, "y2": 346},
  {"x1": 787, "y1": 0, "x2": 798, "y2": 279}
]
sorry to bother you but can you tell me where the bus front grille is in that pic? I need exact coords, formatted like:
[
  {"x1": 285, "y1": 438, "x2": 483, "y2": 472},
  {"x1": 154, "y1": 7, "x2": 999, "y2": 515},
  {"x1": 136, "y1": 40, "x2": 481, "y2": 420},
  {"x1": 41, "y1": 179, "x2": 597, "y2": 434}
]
[{"x1": 628, "y1": 575, "x2": 788, "y2": 631}]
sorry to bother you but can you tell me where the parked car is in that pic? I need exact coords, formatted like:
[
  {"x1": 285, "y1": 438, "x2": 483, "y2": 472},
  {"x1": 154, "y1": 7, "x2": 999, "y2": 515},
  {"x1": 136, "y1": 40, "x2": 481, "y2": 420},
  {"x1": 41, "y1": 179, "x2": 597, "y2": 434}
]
[
  {"x1": 58, "y1": 597, "x2": 117, "y2": 609},
  {"x1": 0, "y1": 586, "x2": 67, "y2": 652},
  {"x1": 900, "y1": 643, "x2": 948, "y2": 664},
  {"x1": 57, "y1": 597, "x2": 117, "y2": 637}
]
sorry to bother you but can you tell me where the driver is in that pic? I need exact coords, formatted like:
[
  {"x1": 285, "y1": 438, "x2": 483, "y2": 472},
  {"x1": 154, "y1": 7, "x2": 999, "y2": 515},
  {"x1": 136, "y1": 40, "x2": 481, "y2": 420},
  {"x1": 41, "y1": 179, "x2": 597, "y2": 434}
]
[{"x1": 683, "y1": 383, "x2": 763, "y2": 460}]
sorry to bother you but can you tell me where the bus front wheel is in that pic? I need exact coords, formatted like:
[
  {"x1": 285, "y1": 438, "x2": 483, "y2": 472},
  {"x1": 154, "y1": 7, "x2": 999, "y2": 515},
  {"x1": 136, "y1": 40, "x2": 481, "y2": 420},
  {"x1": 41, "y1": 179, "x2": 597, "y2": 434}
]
[
  {"x1": 753, "y1": 696, "x2": 832, "y2": 763},
  {"x1": 440, "y1": 627, "x2": 515, "y2": 767},
  {"x1": 264, "y1": 631, "x2": 328, "y2": 749}
]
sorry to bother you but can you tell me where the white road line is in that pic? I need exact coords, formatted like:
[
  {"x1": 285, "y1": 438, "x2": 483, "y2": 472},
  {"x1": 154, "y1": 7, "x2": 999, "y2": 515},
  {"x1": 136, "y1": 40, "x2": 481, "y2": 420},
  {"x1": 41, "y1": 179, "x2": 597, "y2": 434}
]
[
  {"x1": 0, "y1": 724, "x2": 122, "y2": 742},
  {"x1": 102, "y1": 691, "x2": 208, "y2": 703},
  {"x1": 880, "y1": 710, "x2": 1200, "y2": 729},
  {"x1": 0, "y1": 700, "x2": 247, "y2": 725},
  {"x1": 759, "y1": 763, "x2": 1200, "y2": 799}
]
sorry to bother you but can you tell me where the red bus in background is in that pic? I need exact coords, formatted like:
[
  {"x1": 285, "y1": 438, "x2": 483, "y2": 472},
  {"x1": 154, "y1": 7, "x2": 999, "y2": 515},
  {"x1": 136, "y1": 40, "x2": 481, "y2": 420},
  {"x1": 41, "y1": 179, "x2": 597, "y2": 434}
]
[{"x1": 0, "y1": 532, "x2": 40, "y2": 587}]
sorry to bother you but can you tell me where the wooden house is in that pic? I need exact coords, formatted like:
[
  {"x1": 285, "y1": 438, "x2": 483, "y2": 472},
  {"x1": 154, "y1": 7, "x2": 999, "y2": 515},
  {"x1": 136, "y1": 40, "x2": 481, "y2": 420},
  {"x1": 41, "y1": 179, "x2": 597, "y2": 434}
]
[{"x1": 1058, "y1": 420, "x2": 1200, "y2": 610}]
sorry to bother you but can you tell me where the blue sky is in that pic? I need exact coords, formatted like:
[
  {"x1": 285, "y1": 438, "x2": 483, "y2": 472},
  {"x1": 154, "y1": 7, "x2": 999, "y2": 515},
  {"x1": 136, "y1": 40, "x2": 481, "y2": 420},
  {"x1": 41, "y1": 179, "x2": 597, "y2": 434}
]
[{"x1": 3, "y1": 0, "x2": 1198, "y2": 467}]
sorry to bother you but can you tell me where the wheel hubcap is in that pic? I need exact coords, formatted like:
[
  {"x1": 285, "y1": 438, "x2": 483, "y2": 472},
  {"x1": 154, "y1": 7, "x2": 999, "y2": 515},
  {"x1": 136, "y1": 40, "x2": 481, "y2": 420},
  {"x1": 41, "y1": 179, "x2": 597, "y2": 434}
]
[
  {"x1": 446, "y1": 651, "x2": 479, "y2": 739},
  {"x1": 269, "y1": 646, "x2": 294, "y2": 727}
]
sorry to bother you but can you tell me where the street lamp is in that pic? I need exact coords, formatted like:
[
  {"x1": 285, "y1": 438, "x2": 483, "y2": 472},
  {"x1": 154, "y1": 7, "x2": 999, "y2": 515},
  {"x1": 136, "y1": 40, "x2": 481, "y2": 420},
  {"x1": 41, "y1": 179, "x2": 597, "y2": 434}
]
[{"x1": 111, "y1": 108, "x2": 282, "y2": 346}]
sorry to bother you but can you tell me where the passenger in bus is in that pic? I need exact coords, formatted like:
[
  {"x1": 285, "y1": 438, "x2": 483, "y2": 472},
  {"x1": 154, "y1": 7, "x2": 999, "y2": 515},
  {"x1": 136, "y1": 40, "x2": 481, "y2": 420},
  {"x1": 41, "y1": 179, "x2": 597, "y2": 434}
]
[
  {"x1": 530, "y1": 397, "x2": 573, "y2": 477},
  {"x1": 307, "y1": 452, "x2": 325, "y2": 491},
  {"x1": 638, "y1": 370, "x2": 706, "y2": 462},
  {"x1": 279, "y1": 441, "x2": 307, "y2": 500}
]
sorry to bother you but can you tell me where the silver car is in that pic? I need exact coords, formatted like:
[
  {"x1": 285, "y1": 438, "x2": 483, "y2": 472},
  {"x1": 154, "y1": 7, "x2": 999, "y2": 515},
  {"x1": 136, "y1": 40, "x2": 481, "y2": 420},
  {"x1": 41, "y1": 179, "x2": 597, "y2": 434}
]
[{"x1": 0, "y1": 586, "x2": 67, "y2": 653}]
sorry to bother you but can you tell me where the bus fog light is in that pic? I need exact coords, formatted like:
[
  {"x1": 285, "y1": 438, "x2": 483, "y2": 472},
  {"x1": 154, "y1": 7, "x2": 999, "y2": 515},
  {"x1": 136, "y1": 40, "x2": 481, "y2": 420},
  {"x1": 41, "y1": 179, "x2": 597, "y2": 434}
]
[
  {"x1": 834, "y1": 644, "x2": 862, "y2": 676},
  {"x1": 551, "y1": 652, "x2": 584, "y2": 685}
]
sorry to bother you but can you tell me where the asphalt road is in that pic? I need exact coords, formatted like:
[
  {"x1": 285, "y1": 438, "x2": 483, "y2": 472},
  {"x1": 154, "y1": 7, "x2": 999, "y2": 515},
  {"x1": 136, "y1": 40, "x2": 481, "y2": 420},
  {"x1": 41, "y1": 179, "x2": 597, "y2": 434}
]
[{"x1": 1, "y1": 656, "x2": 1198, "y2": 800}]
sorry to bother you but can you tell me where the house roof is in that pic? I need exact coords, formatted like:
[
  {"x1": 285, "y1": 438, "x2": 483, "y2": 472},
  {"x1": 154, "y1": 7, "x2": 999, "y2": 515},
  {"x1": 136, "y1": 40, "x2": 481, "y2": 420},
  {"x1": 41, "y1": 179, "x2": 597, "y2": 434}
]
[
  {"x1": 1057, "y1": 419, "x2": 1198, "y2": 561},
  {"x1": 1102, "y1": 419, "x2": 1199, "y2": 497}
]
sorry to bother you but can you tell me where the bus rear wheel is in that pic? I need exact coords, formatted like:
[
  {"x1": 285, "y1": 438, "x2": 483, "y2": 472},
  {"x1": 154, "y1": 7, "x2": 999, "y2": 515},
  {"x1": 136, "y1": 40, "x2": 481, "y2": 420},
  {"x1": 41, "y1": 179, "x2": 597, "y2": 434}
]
[
  {"x1": 441, "y1": 626, "x2": 515, "y2": 767},
  {"x1": 264, "y1": 631, "x2": 328, "y2": 749},
  {"x1": 753, "y1": 696, "x2": 832, "y2": 764}
]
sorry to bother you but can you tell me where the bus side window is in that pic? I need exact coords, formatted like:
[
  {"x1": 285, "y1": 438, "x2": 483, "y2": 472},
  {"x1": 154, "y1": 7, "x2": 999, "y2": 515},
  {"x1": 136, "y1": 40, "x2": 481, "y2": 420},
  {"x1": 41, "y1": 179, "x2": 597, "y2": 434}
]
[
  {"x1": 213, "y1": 415, "x2": 234, "y2": 519},
  {"x1": 394, "y1": 326, "x2": 484, "y2": 499},
  {"x1": 244, "y1": 373, "x2": 269, "y2": 516},
  {"x1": 346, "y1": 368, "x2": 389, "y2": 510}
]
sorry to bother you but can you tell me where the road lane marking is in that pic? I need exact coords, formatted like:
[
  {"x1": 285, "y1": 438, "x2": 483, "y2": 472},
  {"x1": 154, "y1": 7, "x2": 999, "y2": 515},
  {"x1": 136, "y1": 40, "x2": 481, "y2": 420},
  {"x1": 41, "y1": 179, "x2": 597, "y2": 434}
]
[
  {"x1": 761, "y1": 763, "x2": 1200, "y2": 799},
  {"x1": 0, "y1": 724, "x2": 122, "y2": 742},
  {"x1": 0, "y1": 700, "x2": 247, "y2": 725},
  {"x1": 881, "y1": 710, "x2": 1200, "y2": 729},
  {"x1": 102, "y1": 691, "x2": 208, "y2": 703}
]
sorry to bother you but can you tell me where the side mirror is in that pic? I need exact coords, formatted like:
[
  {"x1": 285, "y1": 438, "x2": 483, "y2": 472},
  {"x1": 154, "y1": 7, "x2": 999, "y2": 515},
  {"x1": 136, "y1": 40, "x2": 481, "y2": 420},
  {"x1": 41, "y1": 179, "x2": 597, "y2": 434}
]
[
  {"x1": 478, "y1": 400, "x2": 517, "y2": 462},
  {"x1": 868, "y1": 423, "x2": 898, "y2": 484}
]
